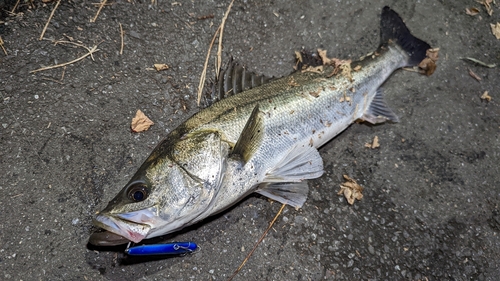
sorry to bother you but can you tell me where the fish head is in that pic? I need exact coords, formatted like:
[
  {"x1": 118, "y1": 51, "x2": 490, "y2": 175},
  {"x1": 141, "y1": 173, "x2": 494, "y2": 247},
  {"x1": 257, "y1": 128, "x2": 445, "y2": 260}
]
[{"x1": 90, "y1": 131, "x2": 228, "y2": 246}]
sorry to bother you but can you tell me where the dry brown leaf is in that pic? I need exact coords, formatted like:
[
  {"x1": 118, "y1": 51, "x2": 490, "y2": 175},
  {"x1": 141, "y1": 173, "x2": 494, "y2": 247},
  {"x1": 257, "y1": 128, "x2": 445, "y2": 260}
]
[
  {"x1": 302, "y1": 65, "x2": 323, "y2": 74},
  {"x1": 477, "y1": 0, "x2": 493, "y2": 16},
  {"x1": 465, "y1": 7, "x2": 480, "y2": 16},
  {"x1": 317, "y1": 48, "x2": 331, "y2": 65},
  {"x1": 365, "y1": 136, "x2": 380, "y2": 149},
  {"x1": 418, "y1": 48, "x2": 439, "y2": 76},
  {"x1": 337, "y1": 175, "x2": 364, "y2": 205},
  {"x1": 131, "y1": 110, "x2": 154, "y2": 132},
  {"x1": 288, "y1": 77, "x2": 299, "y2": 87},
  {"x1": 339, "y1": 63, "x2": 353, "y2": 81},
  {"x1": 154, "y1": 63, "x2": 169, "y2": 71},
  {"x1": 426, "y1": 48, "x2": 439, "y2": 61},
  {"x1": 491, "y1": 22, "x2": 500, "y2": 39},
  {"x1": 295, "y1": 51, "x2": 303, "y2": 63},
  {"x1": 481, "y1": 91, "x2": 492, "y2": 101}
]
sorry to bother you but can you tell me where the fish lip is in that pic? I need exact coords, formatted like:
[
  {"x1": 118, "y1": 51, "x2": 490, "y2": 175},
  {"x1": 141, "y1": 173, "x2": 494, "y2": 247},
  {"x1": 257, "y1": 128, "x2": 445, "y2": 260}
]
[
  {"x1": 92, "y1": 213, "x2": 151, "y2": 244},
  {"x1": 88, "y1": 230, "x2": 130, "y2": 246}
]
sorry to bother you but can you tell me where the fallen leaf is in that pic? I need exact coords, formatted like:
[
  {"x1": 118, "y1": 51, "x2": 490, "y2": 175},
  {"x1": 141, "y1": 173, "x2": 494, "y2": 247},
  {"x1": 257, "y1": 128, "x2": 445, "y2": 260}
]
[
  {"x1": 477, "y1": 0, "x2": 493, "y2": 16},
  {"x1": 339, "y1": 63, "x2": 353, "y2": 81},
  {"x1": 317, "y1": 49, "x2": 331, "y2": 65},
  {"x1": 295, "y1": 51, "x2": 303, "y2": 63},
  {"x1": 131, "y1": 110, "x2": 154, "y2": 132},
  {"x1": 365, "y1": 136, "x2": 380, "y2": 149},
  {"x1": 302, "y1": 65, "x2": 323, "y2": 74},
  {"x1": 418, "y1": 48, "x2": 439, "y2": 76},
  {"x1": 154, "y1": 63, "x2": 169, "y2": 71},
  {"x1": 288, "y1": 77, "x2": 300, "y2": 87},
  {"x1": 465, "y1": 7, "x2": 480, "y2": 16},
  {"x1": 491, "y1": 22, "x2": 500, "y2": 39},
  {"x1": 337, "y1": 175, "x2": 364, "y2": 205},
  {"x1": 481, "y1": 91, "x2": 492, "y2": 101},
  {"x1": 426, "y1": 48, "x2": 439, "y2": 61}
]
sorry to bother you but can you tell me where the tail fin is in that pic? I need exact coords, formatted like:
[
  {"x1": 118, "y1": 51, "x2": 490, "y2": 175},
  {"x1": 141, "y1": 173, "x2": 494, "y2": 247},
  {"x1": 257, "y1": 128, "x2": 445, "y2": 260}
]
[{"x1": 380, "y1": 6, "x2": 430, "y2": 66}]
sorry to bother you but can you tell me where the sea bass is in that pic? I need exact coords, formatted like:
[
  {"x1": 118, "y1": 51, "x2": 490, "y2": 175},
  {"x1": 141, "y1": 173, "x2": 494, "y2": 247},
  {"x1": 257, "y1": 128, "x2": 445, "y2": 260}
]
[{"x1": 89, "y1": 7, "x2": 432, "y2": 246}]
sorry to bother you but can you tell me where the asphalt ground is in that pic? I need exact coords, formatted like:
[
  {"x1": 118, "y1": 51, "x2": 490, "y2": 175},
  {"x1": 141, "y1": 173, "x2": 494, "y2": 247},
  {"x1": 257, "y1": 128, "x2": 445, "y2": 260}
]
[{"x1": 1, "y1": 0, "x2": 499, "y2": 280}]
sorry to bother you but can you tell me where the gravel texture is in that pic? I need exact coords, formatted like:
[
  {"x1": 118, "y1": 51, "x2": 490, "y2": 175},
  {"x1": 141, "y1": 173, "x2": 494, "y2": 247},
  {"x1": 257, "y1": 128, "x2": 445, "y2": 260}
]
[{"x1": 1, "y1": 0, "x2": 499, "y2": 280}]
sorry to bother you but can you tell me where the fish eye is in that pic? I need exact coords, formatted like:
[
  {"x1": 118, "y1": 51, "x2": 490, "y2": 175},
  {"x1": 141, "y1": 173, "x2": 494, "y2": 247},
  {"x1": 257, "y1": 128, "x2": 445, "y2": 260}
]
[{"x1": 127, "y1": 182, "x2": 149, "y2": 202}]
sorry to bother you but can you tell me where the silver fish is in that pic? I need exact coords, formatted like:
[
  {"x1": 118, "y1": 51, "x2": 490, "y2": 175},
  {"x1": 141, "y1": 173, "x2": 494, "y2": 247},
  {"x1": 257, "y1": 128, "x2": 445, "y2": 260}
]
[{"x1": 89, "y1": 6, "x2": 432, "y2": 246}]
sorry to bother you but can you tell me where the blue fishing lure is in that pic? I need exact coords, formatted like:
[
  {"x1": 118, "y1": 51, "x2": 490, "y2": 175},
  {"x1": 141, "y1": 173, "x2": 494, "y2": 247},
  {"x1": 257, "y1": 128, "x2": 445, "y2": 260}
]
[{"x1": 125, "y1": 242, "x2": 198, "y2": 256}]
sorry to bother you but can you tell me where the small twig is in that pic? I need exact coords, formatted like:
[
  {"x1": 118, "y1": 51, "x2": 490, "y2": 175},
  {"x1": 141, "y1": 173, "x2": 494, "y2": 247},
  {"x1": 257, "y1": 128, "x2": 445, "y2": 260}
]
[
  {"x1": 402, "y1": 66, "x2": 423, "y2": 73},
  {"x1": 460, "y1": 57, "x2": 497, "y2": 68},
  {"x1": 39, "y1": 0, "x2": 61, "y2": 40},
  {"x1": 468, "y1": 68, "x2": 482, "y2": 81},
  {"x1": 119, "y1": 23, "x2": 124, "y2": 55},
  {"x1": 41, "y1": 77, "x2": 64, "y2": 84},
  {"x1": 30, "y1": 45, "x2": 99, "y2": 73},
  {"x1": 91, "y1": 0, "x2": 108, "y2": 23},
  {"x1": 0, "y1": 36, "x2": 7, "y2": 55},
  {"x1": 60, "y1": 66, "x2": 66, "y2": 80},
  {"x1": 51, "y1": 40, "x2": 99, "y2": 60},
  {"x1": 227, "y1": 204, "x2": 286, "y2": 281},
  {"x1": 216, "y1": 0, "x2": 235, "y2": 78},
  {"x1": 197, "y1": 25, "x2": 221, "y2": 106},
  {"x1": 53, "y1": 40, "x2": 90, "y2": 50},
  {"x1": 11, "y1": 0, "x2": 21, "y2": 14},
  {"x1": 196, "y1": 0, "x2": 235, "y2": 106}
]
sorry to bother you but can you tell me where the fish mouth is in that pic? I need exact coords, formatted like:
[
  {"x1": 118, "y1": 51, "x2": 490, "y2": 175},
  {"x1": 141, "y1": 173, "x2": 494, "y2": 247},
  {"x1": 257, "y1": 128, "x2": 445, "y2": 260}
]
[{"x1": 89, "y1": 210, "x2": 155, "y2": 245}]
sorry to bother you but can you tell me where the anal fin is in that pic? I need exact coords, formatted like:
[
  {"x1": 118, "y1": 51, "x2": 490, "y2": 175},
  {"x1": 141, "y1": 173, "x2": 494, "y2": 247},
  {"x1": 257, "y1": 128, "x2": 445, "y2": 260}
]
[
  {"x1": 256, "y1": 182, "x2": 309, "y2": 208},
  {"x1": 362, "y1": 88, "x2": 400, "y2": 124}
]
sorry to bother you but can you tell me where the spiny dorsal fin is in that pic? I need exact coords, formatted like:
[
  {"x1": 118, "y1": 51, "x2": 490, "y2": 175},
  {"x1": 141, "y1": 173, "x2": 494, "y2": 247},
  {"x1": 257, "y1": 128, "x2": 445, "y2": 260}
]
[
  {"x1": 203, "y1": 58, "x2": 275, "y2": 107},
  {"x1": 231, "y1": 105, "x2": 265, "y2": 163},
  {"x1": 362, "y1": 88, "x2": 399, "y2": 124}
]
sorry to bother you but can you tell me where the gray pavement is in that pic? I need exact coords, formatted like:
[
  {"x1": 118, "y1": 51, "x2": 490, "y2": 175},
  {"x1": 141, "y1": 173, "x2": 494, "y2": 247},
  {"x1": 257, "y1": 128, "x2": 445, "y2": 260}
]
[{"x1": 1, "y1": 0, "x2": 499, "y2": 280}]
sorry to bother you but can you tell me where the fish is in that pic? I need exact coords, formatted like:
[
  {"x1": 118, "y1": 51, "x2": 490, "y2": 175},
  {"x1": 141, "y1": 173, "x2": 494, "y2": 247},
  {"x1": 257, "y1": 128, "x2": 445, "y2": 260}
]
[{"x1": 89, "y1": 6, "x2": 433, "y2": 246}]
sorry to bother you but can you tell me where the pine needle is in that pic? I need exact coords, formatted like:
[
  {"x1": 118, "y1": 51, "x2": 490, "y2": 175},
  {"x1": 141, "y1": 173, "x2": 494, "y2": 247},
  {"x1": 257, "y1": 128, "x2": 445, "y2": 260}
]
[{"x1": 227, "y1": 204, "x2": 286, "y2": 281}]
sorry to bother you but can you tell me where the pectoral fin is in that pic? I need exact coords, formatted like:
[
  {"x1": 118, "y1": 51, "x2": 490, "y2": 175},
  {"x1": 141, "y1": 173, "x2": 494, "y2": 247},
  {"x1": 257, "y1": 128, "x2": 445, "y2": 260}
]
[
  {"x1": 362, "y1": 88, "x2": 399, "y2": 124},
  {"x1": 231, "y1": 105, "x2": 265, "y2": 163},
  {"x1": 255, "y1": 143, "x2": 323, "y2": 207},
  {"x1": 264, "y1": 143, "x2": 324, "y2": 182}
]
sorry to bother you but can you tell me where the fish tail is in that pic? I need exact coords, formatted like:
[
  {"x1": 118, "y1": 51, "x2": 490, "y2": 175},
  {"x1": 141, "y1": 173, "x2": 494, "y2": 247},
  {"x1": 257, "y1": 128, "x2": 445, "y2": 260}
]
[{"x1": 380, "y1": 6, "x2": 431, "y2": 67}]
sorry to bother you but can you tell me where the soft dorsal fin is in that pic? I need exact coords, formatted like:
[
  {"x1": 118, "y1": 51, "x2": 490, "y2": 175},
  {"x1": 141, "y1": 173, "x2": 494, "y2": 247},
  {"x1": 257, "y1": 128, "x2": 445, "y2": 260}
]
[
  {"x1": 362, "y1": 88, "x2": 399, "y2": 124},
  {"x1": 231, "y1": 105, "x2": 265, "y2": 163}
]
